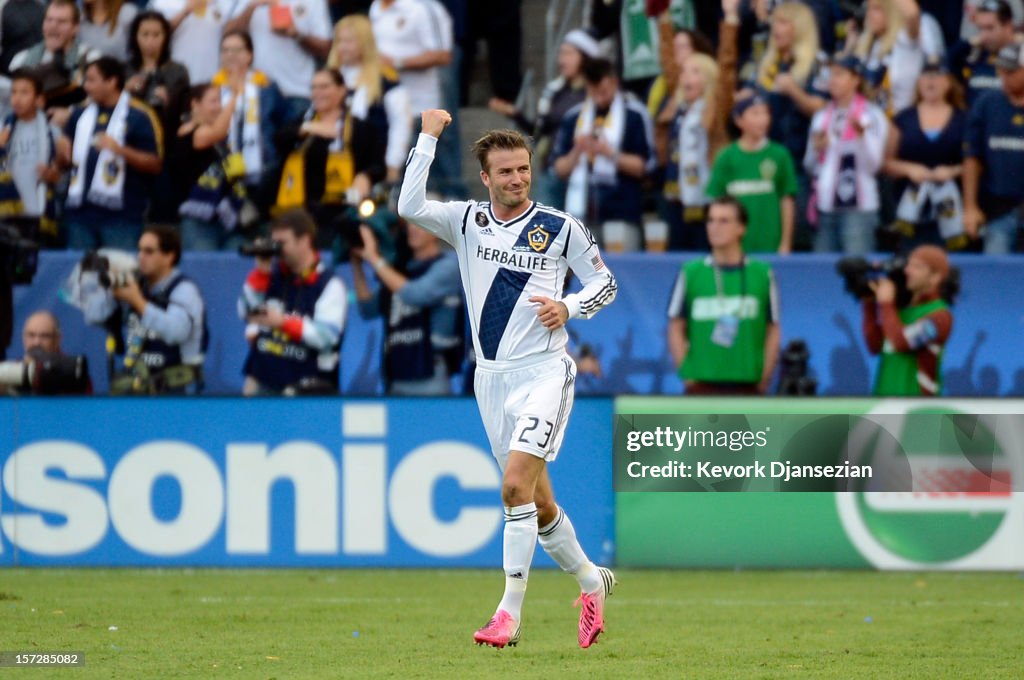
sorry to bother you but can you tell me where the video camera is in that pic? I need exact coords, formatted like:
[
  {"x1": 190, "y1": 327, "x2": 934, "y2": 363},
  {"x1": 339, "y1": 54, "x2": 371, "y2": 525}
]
[
  {"x1": 837, "y1": 256, "x2": 960, "y2": 307},
  {"x1": 0, "y1": 350, "x2": 90, "y2": 395},
  {"x1": 776, "y1": 339, "x2": 818, "y2": 396},
  {"x1": 330, "y1": 191, "x2": 392, "y2": 255},
  {"x1": 836, "y1": 256, "x2": 910, "y2": 306},
  {"x1": 79, "y1": 250, "x2": 139, "y2": 288},
  {"x1": 0, "y1": 220, "x2": 40, "y2": 285},
  {"x1": 238, "y1": 237, "x2": 282, "y2": 259}
]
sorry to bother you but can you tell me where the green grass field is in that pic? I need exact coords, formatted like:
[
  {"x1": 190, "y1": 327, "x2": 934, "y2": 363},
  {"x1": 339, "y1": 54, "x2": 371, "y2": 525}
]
[{"x1": 3, "y1": 569, "x2": 1022, "y2": 679}]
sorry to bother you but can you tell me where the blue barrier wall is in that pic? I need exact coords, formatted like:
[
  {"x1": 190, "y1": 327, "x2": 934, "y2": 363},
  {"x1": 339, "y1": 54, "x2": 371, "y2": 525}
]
[
  {"x1": 0, "y1": 398, "x2": 615, "y2": 566},
  {"x1": 11, "y1": 253, "x2": 1024, "y2": 396}
]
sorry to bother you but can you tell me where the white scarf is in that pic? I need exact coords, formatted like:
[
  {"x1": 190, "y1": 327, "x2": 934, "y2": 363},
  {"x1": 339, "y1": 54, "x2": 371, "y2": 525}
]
[
  {"x1": 810, "y1": 96, "x2": 880, "y2": 212},
  {"x1": 67, "y1": 91, "x2": 130, "y2": 211},
  {"x1": 565, "y1": 92, "x2": 626, "y2": 221},
  {"x1": 226, "y1": 71, "x2": 263, "y2": 184},
  {"x1": 678, "y1": 98, "x2": 709, "y2": 207},
  {"x1": 341, "y1": 65, "x2": 369, "y2": 118},
  {"x1": 896, "y1": 180, "x2": 964, "y2": 239}
]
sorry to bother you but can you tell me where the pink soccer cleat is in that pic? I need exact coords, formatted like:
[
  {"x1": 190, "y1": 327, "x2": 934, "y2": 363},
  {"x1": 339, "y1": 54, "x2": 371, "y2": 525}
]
[
  {"x1": 575, "y1": 567, "x2": 617, "y2": 648},
  {"x1": 473, "y1": 609, "x2": 521, "y2": 648}
]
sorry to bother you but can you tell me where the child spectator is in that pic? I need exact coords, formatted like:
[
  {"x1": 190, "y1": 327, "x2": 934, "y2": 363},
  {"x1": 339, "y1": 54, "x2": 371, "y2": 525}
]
[
  {"x1": 706, "y1": 93, "x2": 798, "y2": 254},
  {"x1": 805, "y1": 56, "x2": 889, "y2": 254},
  {"x1": 0, "y1": 69, "x2": 61, "y2": 242}
]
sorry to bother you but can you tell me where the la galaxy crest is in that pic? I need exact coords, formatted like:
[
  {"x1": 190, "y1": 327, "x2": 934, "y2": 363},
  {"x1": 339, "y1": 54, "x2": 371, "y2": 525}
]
[
  {"x1": 475, "y1": 212, "x2": 489, "y2": 227},
  {"x1": 527, "y1": 226, "x2": 549, "y2": 253}
]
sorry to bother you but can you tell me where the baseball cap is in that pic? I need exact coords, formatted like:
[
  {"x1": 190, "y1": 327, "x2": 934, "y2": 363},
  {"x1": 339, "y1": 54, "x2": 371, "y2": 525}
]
[
  {"x1": 731, "y1": 93, "x2": 768, "y2": 118},
  {"x1": 993, "y1": 42, "x2": 1024, "y2": 71},
  {"x1": 563, "y1": 29, "x2": 602, "y2": 60},
  {"x1": 831, "y1": 54, "x2": 865, "y2": 76},
  {"x1": 976, "y1": 0, "x2": 1013, "y2": 23},
  {"x1": 920, "y1": 55, "x2": 949, "y2": 75}
]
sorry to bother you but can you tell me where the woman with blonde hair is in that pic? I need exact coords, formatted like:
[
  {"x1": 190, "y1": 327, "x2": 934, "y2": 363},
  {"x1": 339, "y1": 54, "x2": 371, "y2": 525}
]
[
  {"x1": 849, "y1": 0, "x2": 945, "y2": 116},
  {"x1": 660, "y1": 0, "x2": 740, "y2": 251},
  {"x1": 329, "y1": 14, "x2": 411, "y2": 184},
  {"x1": 749, "y1": 2, "x2": 828, "y2": 175},
  {"x1": 661, "y1": 53, "x2": 728, "y2": 251}
]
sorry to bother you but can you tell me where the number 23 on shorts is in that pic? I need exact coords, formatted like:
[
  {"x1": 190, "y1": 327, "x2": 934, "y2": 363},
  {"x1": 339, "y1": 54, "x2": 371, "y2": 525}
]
[{"x1": 515, "y1": 416, "x2": 555, "y2": 450}]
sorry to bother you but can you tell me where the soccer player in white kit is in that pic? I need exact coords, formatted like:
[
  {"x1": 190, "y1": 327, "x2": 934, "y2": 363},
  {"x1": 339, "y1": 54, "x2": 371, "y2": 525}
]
[{"x1": 398, "y1": 109, "x2": 618, "y2": 649}]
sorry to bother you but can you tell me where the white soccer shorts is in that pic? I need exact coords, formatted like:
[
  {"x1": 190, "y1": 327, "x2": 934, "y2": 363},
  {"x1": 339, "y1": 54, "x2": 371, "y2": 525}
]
[{"x1": 474, "y1": 352, "x2": 577, "y2": 470}]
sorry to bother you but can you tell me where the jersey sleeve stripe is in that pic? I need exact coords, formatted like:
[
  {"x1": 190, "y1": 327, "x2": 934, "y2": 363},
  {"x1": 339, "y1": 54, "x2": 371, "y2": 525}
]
[{"x1": 579, "y1": 278, "x2": 617, "y2": 313}]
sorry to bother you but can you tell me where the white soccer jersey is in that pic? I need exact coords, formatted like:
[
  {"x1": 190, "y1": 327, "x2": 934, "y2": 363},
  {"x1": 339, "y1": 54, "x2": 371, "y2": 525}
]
[{"x1": 398, "y1": 133, "x2": 617, "y2": 366}]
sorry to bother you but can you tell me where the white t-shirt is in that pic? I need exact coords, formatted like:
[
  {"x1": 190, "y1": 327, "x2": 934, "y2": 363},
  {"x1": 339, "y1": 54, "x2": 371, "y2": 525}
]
[
  {"x1": 151, "y1": 0, "x2": 232, "y2": 84},
  {"x1": 6, "y1": 116, "x2": 61, "y2": 217},
  {"x1": 369, "y1": 0, "x2": 448, "y2": 115},
  {"x1": 341, "y1": 64, "x2": 413, "y2": 170},
  {"x1": 79, "y1": 4, "x2": 138, "y2": 61},
  {"x1": 228, "y1": 0, "x2": 332, "y2": 98},
  {"x1": 866, "y1": 13, "x2": 945, "y2": 115}
]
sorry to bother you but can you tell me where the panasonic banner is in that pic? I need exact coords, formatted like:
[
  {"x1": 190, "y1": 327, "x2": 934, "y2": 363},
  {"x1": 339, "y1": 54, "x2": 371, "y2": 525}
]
[{"x1": 0, "y1": 398, "x2": 615, "y2": 567}]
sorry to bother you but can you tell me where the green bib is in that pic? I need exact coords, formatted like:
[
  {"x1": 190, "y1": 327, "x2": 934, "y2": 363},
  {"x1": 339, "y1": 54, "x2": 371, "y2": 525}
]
[
  {"x1": 679, "y1": 257, "x2": 774, "y2": 384},
  {"x1": 873, "y1": 298, "x2": 948, "y2": 396}
]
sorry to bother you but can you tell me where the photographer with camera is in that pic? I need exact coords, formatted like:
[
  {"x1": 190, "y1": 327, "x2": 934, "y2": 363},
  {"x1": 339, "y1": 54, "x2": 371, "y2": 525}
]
[
  {"x1": 82, "y1": 224, "x2": 207, "y2": 394},
  {"x1": 239, "y1": 208, "x2": 346, "y2": 395},
  {"x1": 0, "y1": 310, "x2": 93, "y2": 394},
  {"x1": 350, "y1": 220, "x2": 463, "y2": 395},
  {"x1": 861, "y1": 244, "x2": 953, "y2": 396},
  {"x1": 21, "y1": 310, "x2": 61, "y2": 356}
]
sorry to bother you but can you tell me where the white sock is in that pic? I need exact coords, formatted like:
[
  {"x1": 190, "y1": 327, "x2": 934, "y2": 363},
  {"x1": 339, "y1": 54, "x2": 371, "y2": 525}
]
[
  {"x1": 497, "y1": 502, "x2": 538, "y2": 621},
  {"x1": 538, "y1": 505, "x2": 602, "y2": 593}
]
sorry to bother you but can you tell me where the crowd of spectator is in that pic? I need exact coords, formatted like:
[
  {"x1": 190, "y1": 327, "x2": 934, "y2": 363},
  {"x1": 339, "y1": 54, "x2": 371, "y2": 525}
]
[
  {"x1": 2, "y1": 0, "x2": 1022, "y2": 256},
  {"x1": 0, "y1": 0, "x2": 1020, "y2": 396}
]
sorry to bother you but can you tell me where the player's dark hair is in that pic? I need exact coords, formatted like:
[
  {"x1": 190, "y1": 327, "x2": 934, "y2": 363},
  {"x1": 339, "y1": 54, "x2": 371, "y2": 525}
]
[
  {"x1": 143, "y1": 223, "x2": 182, "y2": 266},
  {"x1": 471, "y1": 129, "x2": 533, "y2": 173},
  {"x1": 270, "y1": 208, "x2": 317, "y2": 242},
  {"x1": 709, "y1": 196, "x2": 748, "y2": 226}
]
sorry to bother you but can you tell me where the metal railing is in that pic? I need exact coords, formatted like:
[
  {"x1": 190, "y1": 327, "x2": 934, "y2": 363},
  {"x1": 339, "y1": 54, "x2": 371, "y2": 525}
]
[{"x1": 544, "y1": 0, "x2": 588, "y2": 84}]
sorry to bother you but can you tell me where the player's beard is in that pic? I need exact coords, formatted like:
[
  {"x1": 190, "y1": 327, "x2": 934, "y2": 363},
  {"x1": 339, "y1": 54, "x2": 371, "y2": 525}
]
[{"x1": 497, "y1": 183, "x2": 530, "y2": 210}]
